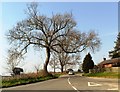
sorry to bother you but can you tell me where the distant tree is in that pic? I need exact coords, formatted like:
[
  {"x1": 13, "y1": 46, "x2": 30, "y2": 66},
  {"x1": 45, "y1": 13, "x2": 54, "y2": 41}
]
[
  {"x1": 49, "y1": 53, "x2": 60, "y2": 73},
  {"x1": 109, "y1": 32, "x2": 120, "y2": 58},
  {"x1": 5, "y1": 49, "x2": 23, "y2": 75},
  {"x1": 34, "y1": 63, "x2": 42, "y2": 74},
  {"x1": 78, "y1": 62, "x2": 82, "y2": 71},
  {"x1": 50, "y1": 30, "x2": 100, "y2": 73},
  {"x1": 82, "y1": 53, "x2": 94, "y2": 73},
  {"x1": 58, "y1": 52, "x2": 80, "y2": 73},
  {"x1": 50, "y1": 34, "x2": 81, "y2": 73}
]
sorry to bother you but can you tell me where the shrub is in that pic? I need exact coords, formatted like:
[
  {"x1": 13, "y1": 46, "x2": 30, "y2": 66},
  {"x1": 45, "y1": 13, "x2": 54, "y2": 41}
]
[
  {"x1": 2, "y1": 72, "x2": 59, "y2": 88},
  {"x1": 82, "y1": 53, "x2": 94, "y2": 73}
]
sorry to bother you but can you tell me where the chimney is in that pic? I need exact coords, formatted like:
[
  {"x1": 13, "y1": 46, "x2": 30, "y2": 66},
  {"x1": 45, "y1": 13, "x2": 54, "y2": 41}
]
[{"x1": 103, "y1": 58, "x2": 106, "y2": 61}]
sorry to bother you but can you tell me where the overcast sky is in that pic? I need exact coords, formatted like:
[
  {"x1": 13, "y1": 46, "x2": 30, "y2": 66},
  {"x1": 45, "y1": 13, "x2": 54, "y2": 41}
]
[{"x1": 0, "y1": 1, "x2": 118, "y2": 75}]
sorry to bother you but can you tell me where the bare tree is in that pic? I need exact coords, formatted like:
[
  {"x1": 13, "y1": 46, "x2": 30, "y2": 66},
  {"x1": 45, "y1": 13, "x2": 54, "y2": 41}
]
[
  {"x1": 49, "y1": 54, "x2": 60, "y2": 73},
  {"x1": 5, "y1": 49, "x2": 23, "y2": 75},
  {"x1": 50, "y1": 30, "x2": 100, "y2": 73},
  {"x1": 34, "y1": 63, "x2": 42, "y2": 74},
  {"x1": 7, "y1": 3, "x2": 101, "y2": 75},
  {"x1": 50, "y1": 50, "x2": 80, "y2": 73},
  {"x1": 65, "y1": 54, "x2": 80, "y2": 70}
]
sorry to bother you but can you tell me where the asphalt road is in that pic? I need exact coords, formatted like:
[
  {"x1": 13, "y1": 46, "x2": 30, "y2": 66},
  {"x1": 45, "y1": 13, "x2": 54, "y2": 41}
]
[{"x1": 2, "y1": 74, "x2": 120, "y2": 92}]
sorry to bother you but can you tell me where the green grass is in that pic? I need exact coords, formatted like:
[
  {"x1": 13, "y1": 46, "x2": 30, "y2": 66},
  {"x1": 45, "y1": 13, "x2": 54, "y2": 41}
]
[
  {"x1": 83, "y1": 72, "x2": 120, "y2": 79},
  {"x1": 2, "y1": 73, "x2": 60, "y2": 88}
]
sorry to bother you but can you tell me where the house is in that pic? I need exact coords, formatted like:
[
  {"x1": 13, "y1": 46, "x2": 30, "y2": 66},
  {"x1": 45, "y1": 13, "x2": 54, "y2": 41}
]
[{"x1": 98, "y1": 58, "x2": 120, "y2": 68}]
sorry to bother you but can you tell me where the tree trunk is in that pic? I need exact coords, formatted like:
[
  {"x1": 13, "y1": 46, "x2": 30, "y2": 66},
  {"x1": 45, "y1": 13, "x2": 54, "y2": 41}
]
[
  {"x1": 65, "y1": 64, "x2": 66, "y2": 72},
  {"x1": 61, "y1": 65, "x2": 64, "y2": 73},
  {"x1": 54, "y1": 67, "x2": 55, "y2": 74},
  {"x1": 44, "y1": 47, "x2": 50, "y2": 76},
  {"x1": 53, "y1": 60, "x2": 56, "y2": 74}
]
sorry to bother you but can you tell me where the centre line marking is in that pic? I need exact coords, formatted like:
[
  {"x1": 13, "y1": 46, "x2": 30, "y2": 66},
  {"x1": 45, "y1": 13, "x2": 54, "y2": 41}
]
[{"x1": 68, "y1": 77, "x2": 80, "y2": 92}]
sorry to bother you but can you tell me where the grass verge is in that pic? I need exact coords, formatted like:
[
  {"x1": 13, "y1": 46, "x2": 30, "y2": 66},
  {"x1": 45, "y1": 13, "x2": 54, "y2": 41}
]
[
  {"x1": 83, "y1": 72, "x2": 120, "y2": 79},
  {"x1": 2, "y1": 73, "x2": 60, "y2": 88}
]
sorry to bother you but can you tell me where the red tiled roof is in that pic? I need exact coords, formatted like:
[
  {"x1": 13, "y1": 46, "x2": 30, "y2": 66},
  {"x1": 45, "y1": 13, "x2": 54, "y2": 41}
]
[{"x1": 98, "y1": 58, "x2": 120, "y2": 66}]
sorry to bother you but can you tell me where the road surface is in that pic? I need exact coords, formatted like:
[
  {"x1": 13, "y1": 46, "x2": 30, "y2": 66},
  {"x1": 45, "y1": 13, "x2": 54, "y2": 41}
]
[{"x1": 2, "y1": 74, "x2": 119, "y2": 92}]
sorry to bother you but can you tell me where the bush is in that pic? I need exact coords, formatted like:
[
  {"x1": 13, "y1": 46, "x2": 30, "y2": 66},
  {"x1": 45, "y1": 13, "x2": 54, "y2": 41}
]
[
  {"x1": 83, "y1": 72, "x2": 120, "y2": 79},
  {"x1": 2, "y1": 72, "x2": 59, "y2": 88}
]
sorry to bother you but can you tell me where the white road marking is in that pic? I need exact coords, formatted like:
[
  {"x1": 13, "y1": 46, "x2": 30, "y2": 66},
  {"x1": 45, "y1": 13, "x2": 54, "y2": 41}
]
[
  {"x1": 68, "y1": 78, "x2": 71, "y2": 85},
  {"x1": 88, "y1": 82, "x2": 118, "y2": 90},
  {"x1": 107, "y1": 88, "x2": 118, "y2": 90},
  {"x1": 88, "y1": 82, "x2": 102, "y2": 87},
  {"x1": 68, "y1": 77, "x2": 80, "y2": 92}
]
